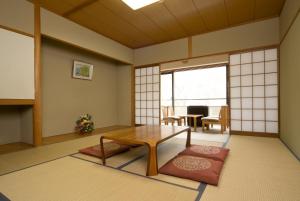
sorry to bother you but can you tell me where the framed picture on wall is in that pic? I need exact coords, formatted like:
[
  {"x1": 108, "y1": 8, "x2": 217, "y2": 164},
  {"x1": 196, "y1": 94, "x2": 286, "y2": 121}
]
[{"x1": 72, "y1": 60, "x2": 93, "y2": 80}]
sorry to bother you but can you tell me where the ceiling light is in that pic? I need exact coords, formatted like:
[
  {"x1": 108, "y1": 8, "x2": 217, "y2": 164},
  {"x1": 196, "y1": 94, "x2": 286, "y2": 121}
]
[{"x1": 122, "y1": 0, "x2": 160, "y2": 10}]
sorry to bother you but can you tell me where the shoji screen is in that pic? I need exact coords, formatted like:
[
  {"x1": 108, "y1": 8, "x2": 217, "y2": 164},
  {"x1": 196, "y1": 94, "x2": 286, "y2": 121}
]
[
  {"x1": 135, "y1": 66, "x2": 160, "y2": 125},
  {"x1": 230, "y1": 48, "x2": 278, "y2": 134}
]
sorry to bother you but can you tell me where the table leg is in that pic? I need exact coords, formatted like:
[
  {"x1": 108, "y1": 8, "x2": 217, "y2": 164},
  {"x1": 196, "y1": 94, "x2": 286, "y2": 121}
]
[
  {"x1": 193, "y1": 116, "x2": 197, "y2": 132},
  {"x1": 100, "y1": 137, "x2": 106, "y2": 165},
  {"x1": 186, "y1": 128, "x2": 191, "y2": 147},
  {"x1": 146, "y1": 144, "x2": 158, "y2": 176}
]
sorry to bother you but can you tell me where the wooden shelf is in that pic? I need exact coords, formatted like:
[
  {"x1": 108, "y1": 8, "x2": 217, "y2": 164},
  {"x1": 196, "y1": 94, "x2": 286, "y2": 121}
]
[{"x1": 0, "y1": 99, "x2": 34, "y2": 105}]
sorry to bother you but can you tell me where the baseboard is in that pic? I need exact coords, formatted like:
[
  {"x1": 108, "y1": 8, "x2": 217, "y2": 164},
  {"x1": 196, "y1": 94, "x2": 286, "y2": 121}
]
[
  {"x1": 42, "y1": 125, "x2": 131, "y2": 145},
  {"x1": 230, "y1": 130, "x2": 279, "y2": 138}
]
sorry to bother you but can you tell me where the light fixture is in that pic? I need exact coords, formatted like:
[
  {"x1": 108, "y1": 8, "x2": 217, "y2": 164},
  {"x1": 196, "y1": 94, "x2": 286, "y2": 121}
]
[{"x1": 122, "y1": 0, "x2": 160, "y2": 10}]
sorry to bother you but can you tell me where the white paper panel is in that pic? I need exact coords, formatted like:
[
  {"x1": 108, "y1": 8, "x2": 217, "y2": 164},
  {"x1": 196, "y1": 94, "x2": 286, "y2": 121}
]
[
  {"x1": 153, "y1": 109, "x2": 160, "y2": 117},
  {"x1": 135, "y1": 76, "x2": 140, "y2": 84},
  {"x1": 153, "y1": 92, "x2": 159, "y2": 100},
  {"x1": 147, "y1": 100, "x2": 152, "y2": 108},
  {"x1": 141, "y1": 76, "x2": 146, "y2": 84},
  {"x1": 230, "y1": 76, "x2": 240, "y2": 87},
  {"x1": 135, "y1": 100, "x2": 140, "y2": 108},
  {"x1": 266, "y1": 97, "x2": 278, "y2": 109},
  {"x1": 231, "y1": 109, "x2": 241, "y2": 119},
  {"x1": 231, "y1": 98, "x2": 241, "y2": 108},
  {"x1": 135, "y1": 93, "x2": 140, "y2": 100},
  {"x1": 241, "y1": 52, "x2": 252, "y2": 64},
  {"x1": 231, "y1": 120, "x2": 241, "y2": 130},
  {"x1": 141, "y1": 101, "x2": 146, "y2": 108},
  {"x1": 141, "y1": 117, "x2": 147, "y2": 124},
  {"x1": 147, "y1": 92, "x2": 153, "y2": 100},
  {"x1": 135, "y1": 109, "x2": 140, "y2": 116},
  {"x1": 253, "y1": 86, "x2": 264, "y2": 97},
  {"x1": 266, "y1": 110, "x2": 278, "y2": 121},
  {"x1": 230, "y1": 65, "x2": 240, "y2": 76},
  {"x1": 253, "y1": 110, "x2": 265, "y2": 120},
  {"x1": 147, "y1": 75, "x2": 153, "y2": 83},
  {"x1": 241, "y1": 75, "x2": 252, "y2": 86},
  {"x1": 241, "y1": 87, "x2": 252, "y2": 97},
  {"x1": 153, "y1": 67, "x2": 160, "y2": 74},
  {"x1": 141, "y1": 92, "x2": 146, "y2": 100},
  {"x1": 241, "y1": 64, "x2": 252, "y2": 75},
  {"x1": 266, "y1": 121, "x2": 278, "y2": 133},
  {"x1": 230, "y1": 54, "x2": 240, "y2": 65},
  {"x1": 153, "y1": 83, "x2": 159, "y2": 91},
  {"x1": 253, "y1": 98, "x2": 264, "y2": 109},
  {"x1": 135, "y1": 117, "x2": 141, "y2": 124},
  {"x1": 265, "y1": 73, "x2": 277, "y2": 85},
  {"x1": 242, "y1": 121, "x2": 252, "y2": 131},
  {"x1": 135, "y1": 85, "x2": 140, "y2": 92},
  {"x1": 231, "y1": 87, "x2": 240, "y2": 98},
  {"x1": 153, "y1": 101, "x2": 159, "y2": 108},
  {"x1": 141, "y1": 84, "x2": 146, "y2": 92},
  {"x1": 265, "y1": 61, "x2": 277, "y2": 73},
  {"x1": 242, "y1": 98, "x2": 252, "y2": 109},
  {"x1": 141, "y1": 68, "x2": 146, "y2": 76},
  {"x1": 242, "y1": 110, "x2": 252, "y2": 120},
  {"x1": 265, "y1": 49, "x2": 277, "y2": 61},
  {"x1": 153, "y1": 75, "x2": 159, "y2": 83},
  {"x1": 147, "y1": 67, "x2": 153, "y2": 75},
  {"x1": 147, "y1": 109, "x2": 153, "y2": 116},
  {"x1": 135, "y1": 69, "x2": 140, "y2": 76},
  {"x1": 141, "y1": 109, "x2": 146, "y2": 116},
  {"x1": 253, "y1": 62, "x2": 264, "y2": 74},
  {"x1": 253, "y1": 121, "x2": 265, "y2": 132},
  {"x1": 147, "y1": 117, "x2": 153, "y2": 125},
  {"x1": 252, "y1": 51, "x2": 264, "y2": 62},
  {"x1": 147, "y1": 84, "x2": 153, "y2": 91},
  {"x1": 153, "y1": 118, "x2": 160, "y2": 125},
  {"x1": 265, "y1": 85, "x2": 277, "y2": 97},
  {"x1": 253, "y1": 74, "x2": 264, "y2": 85}
]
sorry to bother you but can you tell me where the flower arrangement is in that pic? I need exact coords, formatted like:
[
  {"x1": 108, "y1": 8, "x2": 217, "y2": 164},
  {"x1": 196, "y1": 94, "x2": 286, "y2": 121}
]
[{"x1": 76, "y1": 114, "x2": 95, "y2": 134}]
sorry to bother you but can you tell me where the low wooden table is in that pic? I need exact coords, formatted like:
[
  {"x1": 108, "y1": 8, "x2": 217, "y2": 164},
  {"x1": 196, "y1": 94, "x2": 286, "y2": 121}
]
[
  {"x1": 179, "y1": 114, "x2": 203, "y2": 131},
  {"x1": 100, "y1": 125, "x2": 191, "y2": 176}
]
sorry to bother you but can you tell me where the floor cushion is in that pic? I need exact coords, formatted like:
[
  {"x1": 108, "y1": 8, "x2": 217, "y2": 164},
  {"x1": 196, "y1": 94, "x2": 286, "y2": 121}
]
[
  {"x1": 179, "y1": 145, "x2": 229, "y2": 162},
  {"x1": 159, "y1": 155, "x2": 224, "y2": 185},
  {"x1": 79, "y1": 141, "x2": 130, "y2": 159}
]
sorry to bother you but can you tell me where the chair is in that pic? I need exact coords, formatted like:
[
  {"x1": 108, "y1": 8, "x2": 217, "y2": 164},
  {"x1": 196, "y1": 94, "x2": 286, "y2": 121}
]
[
  {"x1": 161, "y1": 106, "x2": 185, "y2": 126},
  {"x1": 202, "y1": 106, "x2": 228, "y2": 134}
]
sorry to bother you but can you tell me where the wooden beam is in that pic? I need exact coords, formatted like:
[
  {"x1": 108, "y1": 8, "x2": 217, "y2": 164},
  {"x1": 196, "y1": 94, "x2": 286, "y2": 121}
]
[
  {"x1": 33, "y1": 0, "x2": 42, "y2": 146},
  {"x1": 0, "y1": 99, "x2": 34, "y2": 105},
  {"x1": 131, "y1": 65, "x2": 135, "y2": 127},
  {"x1": 63, "y1": 0, "x2": 98, "y2": 17}
]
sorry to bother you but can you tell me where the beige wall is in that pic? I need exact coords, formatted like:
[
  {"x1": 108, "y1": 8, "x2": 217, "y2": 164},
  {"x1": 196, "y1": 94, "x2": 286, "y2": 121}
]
[
  {"x1": 42, "y1": 38, "x2": 120, "y2": 137},
  {"x1": 0, "y1": 107, "x2": 21, "y2": 144},
  {"x1": 0, "y1": 0, "x2": 34, "y2": 35},
  {"x1": 280, "y1": 3, "x2": 300, "y2": 158},
  {"x1": 116, "y1": 65, "x2": 132, "y2": 126},
  {"x1": 41, "y1": 8, "x2": 134, "y2": 65},
  {"x1": 279, "y1": 0, "x2": 300, "y2": 39},
  {"x1": 134, "y1": 18, "x2": 279, "y2": 66}
]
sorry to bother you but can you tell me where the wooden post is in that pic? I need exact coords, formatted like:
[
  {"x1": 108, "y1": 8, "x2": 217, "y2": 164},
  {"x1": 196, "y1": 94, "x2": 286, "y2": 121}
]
[{"x1": 33, "y1": 0, "x2": 42, "y2": 146}]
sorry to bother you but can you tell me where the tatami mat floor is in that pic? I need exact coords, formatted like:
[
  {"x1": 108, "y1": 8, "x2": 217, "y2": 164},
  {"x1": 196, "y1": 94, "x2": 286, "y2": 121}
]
[{"x1": 0, "y1": 128, "x2": 299, "y2": 201}]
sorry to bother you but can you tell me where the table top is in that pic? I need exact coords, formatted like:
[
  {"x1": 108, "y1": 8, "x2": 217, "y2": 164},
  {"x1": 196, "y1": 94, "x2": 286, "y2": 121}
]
[
  {"x1": 101, "y1": 125, "x2": 190, "y2": 146},
  {"x1": 179, "y1": 114, "x2": 203, "y2": 118}
]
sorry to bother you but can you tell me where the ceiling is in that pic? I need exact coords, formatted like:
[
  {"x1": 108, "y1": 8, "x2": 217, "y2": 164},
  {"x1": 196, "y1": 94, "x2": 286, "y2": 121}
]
[{"x1": 34, "y1": 0, "x2": 286, "y2": 48}]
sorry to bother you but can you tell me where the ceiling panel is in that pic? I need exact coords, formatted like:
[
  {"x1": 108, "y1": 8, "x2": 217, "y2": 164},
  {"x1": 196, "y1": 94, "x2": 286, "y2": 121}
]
[
  {"x1": 225, "y1": 0, "x2": 255, "y2": 25},
  {"x1": 163, "y1": 0, "x2": 207, "y2": 35},
  {"x1": 254, "y1": 0, "x2": 286, "y2": 19},
  {"x1": 193, "y1": 0, "x2": 229, "y2": 31},
  {"x1": 100, "y1": 0, "x2": 169, "y2": 45},
  {"x1": 141, "y1": 2, "x2": 187, "y2": 40},
  {"x1": 34, "y1": 0, "x2": 286, "y2": 48}
]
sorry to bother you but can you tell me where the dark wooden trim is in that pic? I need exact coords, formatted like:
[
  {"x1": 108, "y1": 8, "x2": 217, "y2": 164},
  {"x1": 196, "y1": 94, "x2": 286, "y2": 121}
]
[
  {"x1": 131, "y1": 65, "x2": 135, "y2": 127},
  {"x1": 230, "y1": 130, "x2": 279, "y2": 138},
  {"x1": 63, "y1": 0, "x2": 98, "y2": 17},
  {"x1": 0, "y1": 99, "x2": 34, "y2": 105},
  {"x1": 33, "y1": 1, "x2": 42, "y2": 146},
  {"x1": 42, "y1": 34, "x2": 132, "y2": 65},
  {"x1": 280, "y1": 8, "x2": 300, "y2": 45},
  {"x1": 0, "y1": 24, "x2": 34, "y2": 38}
]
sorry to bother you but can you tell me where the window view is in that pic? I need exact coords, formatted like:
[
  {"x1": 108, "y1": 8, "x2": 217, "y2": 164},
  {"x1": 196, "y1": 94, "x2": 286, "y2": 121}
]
[{"x1": 161, "y1": 66, "x2": 227, "y2": 117}]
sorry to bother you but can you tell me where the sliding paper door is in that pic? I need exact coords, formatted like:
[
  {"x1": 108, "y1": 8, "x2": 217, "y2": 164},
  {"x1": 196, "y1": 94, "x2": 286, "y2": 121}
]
[
  {"x1": 230, "y1": 48, "x2": 279, "y2": 135},
  {"x1": 135, "y1": 66, "x2": 160, "y2": 125}
]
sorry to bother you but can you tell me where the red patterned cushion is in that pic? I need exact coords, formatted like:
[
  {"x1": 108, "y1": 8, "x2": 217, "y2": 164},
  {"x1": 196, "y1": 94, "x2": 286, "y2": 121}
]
[
  {"x1": 159, "y1": 155, "x2": 224, "y2": 185},
  {"x1": 79, "y1": 141, "x2": 130, "y2": 158},
  {"x1": 179, "y1": 145, "x2": 229, "y2": 162}
]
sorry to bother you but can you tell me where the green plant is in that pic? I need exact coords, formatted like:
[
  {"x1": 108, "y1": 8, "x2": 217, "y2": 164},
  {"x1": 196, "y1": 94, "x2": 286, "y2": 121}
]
[{"x1": 76, "y1": 114, "x2": 94, "y2": 134}]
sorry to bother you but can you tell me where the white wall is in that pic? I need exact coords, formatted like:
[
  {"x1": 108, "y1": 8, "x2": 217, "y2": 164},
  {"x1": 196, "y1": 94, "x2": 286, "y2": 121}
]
[{"x1": 0, "y1": 28, "x2": 34, "y2": 99}]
